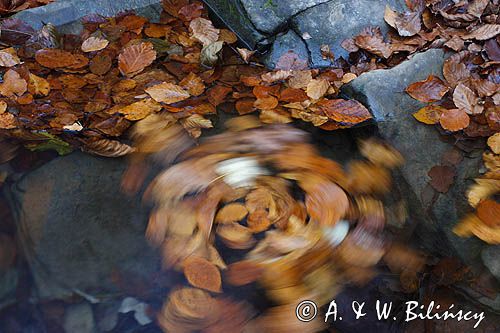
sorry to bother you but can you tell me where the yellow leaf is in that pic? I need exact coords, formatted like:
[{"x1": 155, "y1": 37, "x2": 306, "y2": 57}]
[
  {"x1": 28, "y1": 73, "x2": 51, "y2": 96},
  {"x1": 118, "y1": 98, "x2": 162, "y2": 120},
  {"x1": 81, "y1": 36, "x2": 109, "y2": 53},
  {"x1": 412, "y1": 105, "x2": 446, "y2": 124}
]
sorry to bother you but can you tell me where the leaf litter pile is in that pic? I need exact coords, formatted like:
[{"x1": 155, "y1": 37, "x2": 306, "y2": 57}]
[
  {"x1": 0, "y1": 0, "x2": 499, "y2": 331},
  {"x1": 126, "y1": 114, "x2": 425, "y2": 332}
]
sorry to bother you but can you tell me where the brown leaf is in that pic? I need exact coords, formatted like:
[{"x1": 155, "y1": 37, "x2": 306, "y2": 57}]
[
  {"x1": 247, "y1": 209, "x2": 271, "y2": 232},
  {"x1": 0, "y1": 101, "x2": 15, "y2": 129},
  {"x1": 413, "y1": 105, "x2": 445, "y2": 124},
  {"x1": 89, "y1": 51, "x2": 113, "y2": 75},
  {"x1": 236, "y1": 47, "x2": 256, "y2": 63},
  {"x1": 215, "y1": 203, "x2": 248, "y2": 224},
  {"x1": 463, "y1": 24, "x2": 500, "y2": 40},
  {"x1": 444, "y1": 36, "x2": 464, "y2": 52},
  {"x1": 254, "y1": 96, "x2": 279, "y2": 110},
  {"x1": 439, "y1": 108, "x2": 470, "y2": 132},
  {"x1": 443, "y1": 58, "x2": 470, "y2": 87},
  {"x1": 117, "y1": 98, "x2": 162, "y2": 120},
  {"x1": 179, "y1": 72, "x2": 205, "y2": 96},
  {"x1": 487, "y1": 133, "x2": 500, "y2": 154},
  {"x1": 354, "y1": 26, "x2": 392, "y2": 58},
  {"x1": 118, "y1": 42, "x2": 156, "y2": 76},
  {"x1": 261, "y1": 70, "x2": 292, "y2": 83},
  {"x1": 428, "y1": 165, "x2": 456, "y2": 193},
  {"x1": 467, "y1": 0, "x2": 489, "y2": 18},
  {"x1": 288, "y1": 70, "x2": 312, "y2": 89},
  {"x1": 82, "y1": 139, "x2": 136, "y2": 157},
  {"x1": 0, "y1": 69, "x2": 27, "y2": 97},
  {"x1": 0, "y1": 47, "x2": 21, "y2": 67},
  {"x1": 35, "y1": 49, "x2": 81, "y2": 69},
  {"x1": 306, "y1": 78, "x2": 329, "y2": 100},
  {"x1": 207, "y1": 85, "x2": 232, "y2": 106},
  {"x1": 145, "y1": 82, "x2": 190, "y2": 104},
  {"x1": 384, "y1": 6, "x2": 421, "y2": 37},
  {"x1": 453, "y1": 83, "x2": 482, "y2": 115},
  {"x1": 189, "y1": 17, "x2": 219, "y2": 46},
  {"x1": 406, "y1": 75, "x2": 449, "y2": 102},
  {"x1": 81, "y1": 36, "x2": 109, "y2": 53},
  {"x1": 318, "y1": 99, "x2": 372, "y2": 125},
  {"x1": 477, "y1": 199, "x2": 500, "y2": 227},
  {"x1": 235, "y1": 98, "x2": 256, "y2": 115},
  {"x1": 28, "y1": 73, "x2": 50, "y2": 96},
  {"x1": 183, "y1": 256, "x2": 222, "y2": 293}
]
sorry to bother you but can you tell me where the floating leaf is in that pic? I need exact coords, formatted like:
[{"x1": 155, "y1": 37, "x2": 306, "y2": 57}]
[
  {"x1": 439, "y1": 108, "x2": 470, "y2": 132},
  {"x1": 406, "y1": 75, "x2": 449, "y2": 102},
  {"x1": 0, "y1": 48, "x2": 21, "y2": 67},
  {"x1": 463, "y1": 24, "x2": 500, "y2": 41},
  {"x1": 189, "y1": 17, "x2": 219, "y2": 46},
  {"x1": 25, "y1": 132, "x2": 73, "y2": 155},
  {"x1": 82, "y1": 139, "x2": 136, "y2": 157},
  {"x1": 225, "y1": 261, "x2": 264, "y2": 286},
  {"x1": 28, "y1": 73, "x2": 50, "y2": 96},
  {"x1": 487, "y1": 133, "x2": 500, "y2": 154},
  {"x1": 81, "y1": 36, "x2": 109, "y2": 52},
  {"x1": 413, "y1": 105, "x2": 445, "y2": 124},
  {"x1": 118, "y1": 42, "x2": 157, "y2": 76},
  {"x1": 0, "y1": 69, "x2": 27, "y2": 97},
  {"x1": 306, "y1": 78, "x2": 329, "y2": 100},
  {"x1": 145, "y1": 82, "x2": 190, "y2": 104},
  {"x1": 179, "y1": 72, "x2": 205, "y2": 96},
  {"x1": 428, "y1": 165, "x2": 456, "y2": 193},
  {"x1": 183, "y1": 256, "x2": 222, "y2": 293},
  {"x1": 200, "y1": 41, "x2": 223, "y2": 67},
  {"x1": 477, "y1": 199, "x2": 500, "y2": 227},
  {"x1": 453, "y1": 83, "x2": 482, "y2": 115},
  {"x1": 35, "y1": 49, "x2": 81, "y2": 69},
  {"x1": 118, "y1": 98, "x2": 162, "y2": 120},
  {"x1": 216, "y1": 203, "x2": 248, "y2": 224},
  {"x1": 319, "y1": 99, "x2": 372, "y2": 125}
]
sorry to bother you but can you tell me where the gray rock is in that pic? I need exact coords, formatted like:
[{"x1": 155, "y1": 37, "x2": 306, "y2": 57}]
[
  {"x1": 13, "y1": 0, "x2": 162, "y2": 34},
  {"x1": 0, "y1": 269, "x2": 18, "y2": 310},
  {"x1": 63, "y1": 302, "x2": 95, "y2": 333},
  {"x1": 263, "y1": 30, "x2": 309, "y2": 69},
  {"x1": 240, "y1": 0, "x2": 329, "y2": 34},
  {"x1": 292, "y1": 0, "x2": 407, "y2": 67},
  {"x1": 5, "y1": 152, "x2": 160, "y2": 300},
  {"x1": 343, "y1": 49, "x2": 484, "y2": 265},
  {"x1": 482, "y1": 246, "x2": 500, "y2": 281},
  {"x1": 203, "y1": 0, "x2": 268, "y2": 49}
]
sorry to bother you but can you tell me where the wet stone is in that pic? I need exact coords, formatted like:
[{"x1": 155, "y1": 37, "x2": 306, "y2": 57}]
[{"x1": 263, "y1": 30, "x2": 309, "y2": 69}]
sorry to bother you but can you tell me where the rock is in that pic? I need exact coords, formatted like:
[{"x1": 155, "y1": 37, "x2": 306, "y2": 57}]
[
  {"x1": 63, "y1": 303, "x2": 95, "y2": 333},
  {"x1": 482, "y1": 246, "x2": 500, "y2": 281},
  {"x1": 94, "y1": 301, "x2": 120, "y2": 332},
  {"x1": 4, "y1": 152, "x2": 160, "y2": 301},
  {"x1": 343, "y1": 49, "x2": 485, "y2": 265},
  {"x1": 292, "y1": 0, "x2": 407, "y2": 67},
  {"x1": 263, "y1": 30, "x2": 309, "y2": 69},
  {"x1": 0, "y1": 268, "x2": 18, "y2": 310},
  {"x1": 13, "y1": 0, "x2": 162, "y2": 34},
  {"x1": 204, "y1": 0, "x2": 268, "y2": 49},
  {"x1": 240, "y1": 0, "x2": 329, "y2": 34}
]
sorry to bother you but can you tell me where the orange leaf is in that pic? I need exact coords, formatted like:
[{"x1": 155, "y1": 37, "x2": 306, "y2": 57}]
[
  {"x1": 179, "y1": 72, "x2": 205, "y2": 96},
  {"x1": 453, "y1": 83, "x2": 482, "y2": 115},
  {"x1": 477, "y1": 199, "x2": 500, "y2": 227},
  {"x1": 225, "y1": 261, "x2": 264, "y2": 286},
  {"x1": 183, "y1": 256, "x2": 222, "y2": 293},
  {"x1": 406, "y1": 75, "x2": 449, "y2": 102},
  {"x1": 35, "y1": 49, "x2": 81, "y2": 69},
  {"x1": 0, "y1": 100, "x2": 15, "y2": 129},
  {"x1": 118, "y1": 42, "x2": 157, "y2": 76},
  {"x1": 439, "y1": 108, "x2": 470, "y2": 132},
  {"x1": 254, "y1": 96, "x2": 279, "y2": 110},
  {"x1": 215, "y1": 203, "x2": 248, "y2": 224},
  {"x1": 235, "y1": 98, "x2": 257, "y2": 115},
  {"x1": 319, "y1": 99, "x2": 372, "y2": 125}
]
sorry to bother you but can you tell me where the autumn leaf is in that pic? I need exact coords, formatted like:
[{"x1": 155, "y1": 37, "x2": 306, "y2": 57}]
[
  {"x1": 81, "y1": 36, "x2": 109, "y2": 52},
  {"x1": 200, "y1": 41, "x2": 223, "y2": 67},
  {"x1": 0, "y1": 101, "x2": 15, "y2": 129},
  {"x1": 453, "y1": 83, "x2": 482, "y2": 115},
  {"x1": 179, "y1": 72, "x2": 205, "y2": 96},
  {"x1": 439, "y1": 108, "x2": 470, "y2": 132},
  {"x1": 443, "y1": 58, "x2": 469, "y2": 87},
  {"x1": 318, "y1": 99, "x2": 372, "y2": 125},
  {"x1": 354, "y1": 26, "x2": 392, "y2": 58},
  {"x1": 28, "y1": 73, "x2": 50, "y2": 96},
  {"x1": 0, "y1": 48, "x2": 21, "y2": 67},
  {"x1": 183, "y1": 256, "x2": 222, "y2": 293},
  {"x1": 487, "y1": 133, "x2": 500, "y2": 154},
  {"x1": 463, "y1": 24, "x2": 500, "y2": 41},
  {"x1": 412, "y1": 105, "x2": 445, "y2": 124},
  {"x1": 406, "y1": 75, "x2": 449, "y2": 102},
  {"x1": 189, "y1": 17, "x2": 219, "y2": 46},
  {"x1": 82, "y1": 139, "x2": 136, "y2": 157},
  {"x1": 145, "y1": 82, "x2": 190, "y2": 104},
  {"x1": 306, "y1": 78, "x2": 329, "y2": 100},
  {"x1": 0, "y1": 69, "x2": 27, "y2": 97},
  {"x1": 428, "y1": 165, "x2": 456, "y2": 193},
  {"x1": 35, "y1": 49, "x2": 80, "y2": 69},
  {"x1": 118, "y1": 42, "x2": 157, "y2": 76},
  {"x1": 477, "y1": 199, "x2": 500, "y2": 227},
  {"x1": 117, "y1": 98, "x2": 162, "y2": 120},
  {"x1": 225, "y1": 261, "x2": 264, "y2": 286},
  {"x1": 215, "y1": 203, "x2": 248, "y2": 224},
  {"x1": 384, "y1": 6, "x2": 421, "y2": 37},
  {"x1": 236, "y1": 47, "x2": 256, "y2": 63}
]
